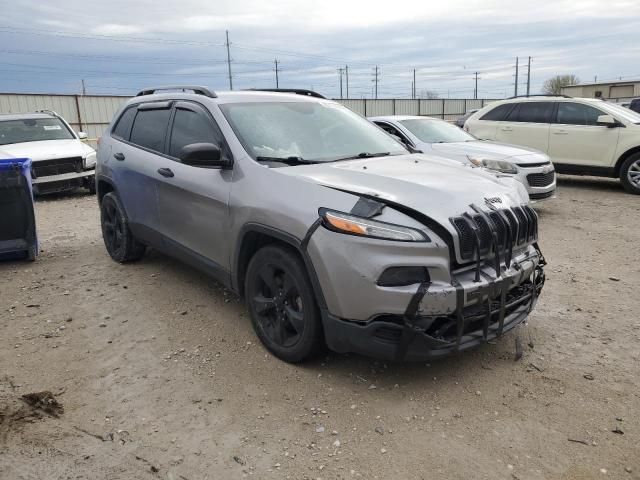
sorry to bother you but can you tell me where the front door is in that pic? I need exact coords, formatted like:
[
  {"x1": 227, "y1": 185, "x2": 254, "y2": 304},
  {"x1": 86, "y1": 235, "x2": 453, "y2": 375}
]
[
  {"x1": 548, "y1": 102, "x2": 620, "y2": 167},
  {"x1": 155, "y1": 101, "x2": 233, "y2": 273}
]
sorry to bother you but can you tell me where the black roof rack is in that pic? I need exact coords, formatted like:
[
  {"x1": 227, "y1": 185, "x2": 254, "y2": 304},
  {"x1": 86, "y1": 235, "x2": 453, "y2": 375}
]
[
  {"x1": 506, "y1": 94, "x2": 571, "y2": 99},
  {"x1": 136, "y1": 85, "x2": 217, "y2": 98},
  {"x1": 245, "y1": 88, "x2": 326, "y2": 99}
]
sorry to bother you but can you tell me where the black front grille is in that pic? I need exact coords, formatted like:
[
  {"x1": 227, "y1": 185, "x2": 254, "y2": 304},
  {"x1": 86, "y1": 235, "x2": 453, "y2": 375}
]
[
  {"x1": 527, "y1": 171, "x2": 555, "y2": 187},
  {"x1": 450, "y1": 205, "x2": 539, "y2": 262},
  {"x1": 32, "y1": 157, "x2": 83, "y2": 178}
]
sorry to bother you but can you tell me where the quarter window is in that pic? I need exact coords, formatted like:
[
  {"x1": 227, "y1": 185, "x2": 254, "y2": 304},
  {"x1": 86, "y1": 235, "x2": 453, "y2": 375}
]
[
  {"x1": 556, "y1": 103, "x2": 604, "y2": 126},
  {"x1": 480, "y1": 103, "x2": 513, "y2": 121},
  {"x1": 112, "y1": 107, "x2": 137, "y2": 140},
  {"x1": 506, "y1": 102, "x2": 554, "y2": 123},
  {"x1": 169, "y1": 107, "x2": 223, "y2": 158},
  {"x1": 129, "y1": 107, "x2": 171, "y2": 153}
]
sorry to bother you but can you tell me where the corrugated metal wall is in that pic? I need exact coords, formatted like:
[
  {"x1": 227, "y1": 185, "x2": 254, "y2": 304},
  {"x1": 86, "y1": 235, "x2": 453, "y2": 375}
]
[{"x1": 0, "y1": 93, "x2": 498, "y2": 148}]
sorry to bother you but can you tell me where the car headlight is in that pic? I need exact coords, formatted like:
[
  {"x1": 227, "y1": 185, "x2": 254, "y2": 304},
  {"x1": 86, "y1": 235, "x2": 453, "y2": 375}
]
[
  {"x1": 319, "y1": 209, "x2": 429, "y2": 242},
  {"x1": 467, "y1": 156, "x2": 517, "y2": 174},
  {"x1": 83, "y1": 152, "x2": 97, "y2": 169}
]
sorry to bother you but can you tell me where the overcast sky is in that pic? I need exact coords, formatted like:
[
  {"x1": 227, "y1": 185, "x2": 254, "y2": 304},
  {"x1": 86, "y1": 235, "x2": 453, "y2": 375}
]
[{"x1": 1, "y1": 0, "x2": 639, "y2": 99}]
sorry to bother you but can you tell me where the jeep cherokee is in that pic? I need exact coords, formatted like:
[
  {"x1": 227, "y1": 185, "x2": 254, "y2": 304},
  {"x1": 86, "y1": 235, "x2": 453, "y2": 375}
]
[{"x1": 96, "y1": 86, "x2": 546, "y2": 363}]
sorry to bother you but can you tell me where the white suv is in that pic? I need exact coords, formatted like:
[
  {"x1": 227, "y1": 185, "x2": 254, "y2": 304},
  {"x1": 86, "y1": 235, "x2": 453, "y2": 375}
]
[{"x1": 465, "y1": 96, "x2": 640, "y2": 194}]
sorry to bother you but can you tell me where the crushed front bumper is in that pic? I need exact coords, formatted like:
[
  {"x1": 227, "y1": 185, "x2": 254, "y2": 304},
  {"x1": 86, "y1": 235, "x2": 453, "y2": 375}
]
[
  {"x1": 32, "y1": 170, "x2": 94, "y2": 194},
  {"x1": 322, "y1": 248, "x2": 545, "y2": 361}
]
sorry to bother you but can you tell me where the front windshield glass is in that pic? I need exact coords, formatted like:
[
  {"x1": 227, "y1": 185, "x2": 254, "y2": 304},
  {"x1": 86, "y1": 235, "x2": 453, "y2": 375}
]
[
  {"x1": 602, "y1": 102, "x2": 640, "y2": 124},
  {"x1": 399, "y1": 118, "x2": 475, "y2": 143},
  {"x1": 0, "y1": 118, "x2": 74, "y2": 146},
  {"x1": 219, "y1": 101, "x2": 407, "y2": 162}
]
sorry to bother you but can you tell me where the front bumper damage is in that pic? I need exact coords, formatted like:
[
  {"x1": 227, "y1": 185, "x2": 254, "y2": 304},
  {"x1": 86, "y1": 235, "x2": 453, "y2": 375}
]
[
  {"x1": 322, "y1": 247, "x2": 545, "y2": 361},
  {"x1": 309, "y1": 196, "x2": 546, "y2": 361}
]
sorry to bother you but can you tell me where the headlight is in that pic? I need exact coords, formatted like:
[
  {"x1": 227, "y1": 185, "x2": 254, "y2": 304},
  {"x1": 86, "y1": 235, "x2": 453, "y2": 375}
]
[
  {"x1": 83, "y1": 152, "x2": 97, "y2": 169},
  {"x1": 467, "y1": 156, "x2": 517, "y2": 174},
  {"x1": 319, "y1": 209, "x2": 429, "y2": 242}
]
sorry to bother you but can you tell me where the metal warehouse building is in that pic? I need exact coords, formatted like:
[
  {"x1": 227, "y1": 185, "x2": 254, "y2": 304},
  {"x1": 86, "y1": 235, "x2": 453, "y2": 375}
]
[{"x1": 561, "y1": 80, "x2": 640, "y2": 102}]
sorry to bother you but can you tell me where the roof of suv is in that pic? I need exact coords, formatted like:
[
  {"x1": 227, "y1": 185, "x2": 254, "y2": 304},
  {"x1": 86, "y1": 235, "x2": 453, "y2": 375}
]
[
  {"x1": 495, "y1": 96, "x2": 604, "y2": 104},
  {"x1": 0, "y1": 112, "x2": 57, "y2": 121},
  {"x1": 130, "y1": 88, "x2": 327, "y2": 106}
]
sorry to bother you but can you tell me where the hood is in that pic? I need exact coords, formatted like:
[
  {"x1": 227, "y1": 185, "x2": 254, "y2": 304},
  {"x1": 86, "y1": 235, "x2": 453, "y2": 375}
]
[
  {"x1": 278, "y1": 153, "x2": 529, "y2": 232},
  {"x1": 0, "y1": 139, "x2": 95, "y2": 162},
  {"x1": 429, "y1": 140, "x2": 549, "y2": 165}
]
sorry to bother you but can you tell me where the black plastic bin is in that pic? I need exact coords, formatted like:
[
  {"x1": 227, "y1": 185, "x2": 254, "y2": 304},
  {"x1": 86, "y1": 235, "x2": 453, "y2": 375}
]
[{"x1": 0, "y1": 158, "x2": 38, "y2": 261}]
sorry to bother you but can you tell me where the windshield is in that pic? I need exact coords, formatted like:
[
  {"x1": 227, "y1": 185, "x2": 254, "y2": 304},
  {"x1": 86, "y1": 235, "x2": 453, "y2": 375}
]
[
  {"x1": 601, "y1": 102, "x2": 640, "y2": 124},
  {"x1": 0, "y1": 117, "x2": 75, "y2": 146},
  {"x1": 399, "y1": 118, "x2": 475, "y2": 143},
  {"x1": 219, "y1": 101, "x2": 407, "y2": 162}
]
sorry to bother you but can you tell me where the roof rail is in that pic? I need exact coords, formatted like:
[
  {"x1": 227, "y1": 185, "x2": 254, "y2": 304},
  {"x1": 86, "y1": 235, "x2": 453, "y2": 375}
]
[
  {"x1": 246, "y1": 88, "x2": 326, "y2": 99},
  {"x1": 506, "y1": 94, "x2": 571, "y2": 99},
  {"x1": 136, "y1": 86, "x2": 217, "y2": 98},
  {"x1": 35, "y1": 109, "x2": 61, "y2": 117}
]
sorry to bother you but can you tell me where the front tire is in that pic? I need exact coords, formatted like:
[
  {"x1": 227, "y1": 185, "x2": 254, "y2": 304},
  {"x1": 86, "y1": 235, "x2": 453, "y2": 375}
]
[
  {"x1": 100, "y1": 192, "x2": 146, "y2": 262},
  {"x1": 620, "y1": 153, "x2": 640, "y2": 195},
  {"x1": 245, "y1": 245, "x2": 323, "y2": 363}
]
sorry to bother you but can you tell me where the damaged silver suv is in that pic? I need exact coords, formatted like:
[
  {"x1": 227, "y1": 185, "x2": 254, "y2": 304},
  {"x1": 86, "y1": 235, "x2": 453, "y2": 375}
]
[{"x1": 96, "y1": 86, "x2": 545, "y2": 363}]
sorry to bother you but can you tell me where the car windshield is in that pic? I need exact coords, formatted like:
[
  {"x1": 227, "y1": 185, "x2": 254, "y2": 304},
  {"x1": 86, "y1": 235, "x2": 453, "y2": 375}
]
[
  {"x1": 399, "y1": 118, "x2": 475, "y2": 143},
  {"x1": 601, "y1": 102, "x2": 640, "y2": 124},
  {"x1": 0, "y1": 117, "x2": 75, "y2": 146},
  {"x1": 219, "y1": 101, "x2": 407, "y2": 163}
]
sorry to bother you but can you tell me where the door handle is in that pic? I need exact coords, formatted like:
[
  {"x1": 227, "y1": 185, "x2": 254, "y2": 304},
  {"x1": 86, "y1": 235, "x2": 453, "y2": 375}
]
[
  {"x1": 552, "y1": 130, "x2": 568, "y2": 135},
  {"x1": 157, "y1": 167, "x2": 174, "y2": 178},
  {"x1": 500, "y1": 126, "x2": 513, "y2": 131},
  {"x1": 113, "y1": 152, "x2": 125, "y2": 161}
]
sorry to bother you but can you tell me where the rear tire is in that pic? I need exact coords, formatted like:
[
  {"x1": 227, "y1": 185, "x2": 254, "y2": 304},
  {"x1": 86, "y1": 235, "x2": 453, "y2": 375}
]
[
  {"x1": 100, "y1": 192, "x2": 146, "y2": 262},
  {"x1": 620, "y1": 153, "x2": 640, "y2": 195},
  {"x1": 245, "y1": 245, "x2": 323, "y2": 363}
]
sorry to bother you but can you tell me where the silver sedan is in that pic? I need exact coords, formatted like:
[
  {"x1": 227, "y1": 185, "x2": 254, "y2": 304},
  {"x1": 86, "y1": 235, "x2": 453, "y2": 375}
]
[{"x1": 370, "y1": 115, "x2": 556, "y2": 201}]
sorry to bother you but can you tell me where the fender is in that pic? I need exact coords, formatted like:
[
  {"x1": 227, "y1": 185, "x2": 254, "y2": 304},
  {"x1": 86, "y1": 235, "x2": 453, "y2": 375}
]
[{"x1": 233, "y1": 223, "x2": 328, "y2": 310}]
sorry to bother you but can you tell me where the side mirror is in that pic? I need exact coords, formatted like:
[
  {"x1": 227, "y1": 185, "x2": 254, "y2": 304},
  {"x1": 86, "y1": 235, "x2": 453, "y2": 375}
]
[
  {"x1": 179, "y1": 143, "x2": 232, "y2": 169},
  {"x1": 597, "y1": 114, "x2": 618, "y2": 127},
  {"x1": 77, "y1": 132, "x2": 88, "y2": 140}
]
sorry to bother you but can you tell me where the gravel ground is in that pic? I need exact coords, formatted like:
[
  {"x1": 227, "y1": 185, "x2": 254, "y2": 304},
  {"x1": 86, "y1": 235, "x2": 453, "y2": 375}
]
[{"x1": 1, "y1": 175, "x2": 639, "y2": 480}]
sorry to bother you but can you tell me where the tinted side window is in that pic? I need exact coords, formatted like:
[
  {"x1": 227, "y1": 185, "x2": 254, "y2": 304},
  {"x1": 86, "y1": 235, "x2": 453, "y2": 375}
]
[
  {"x1": 480, "y1": 103, "x2": 513, "y2": 121},
  {"x1": 169, "y1": 107, "x2": 223, "y2": 158},
  {"x1": 111, "y1": 107, "x2": 137, "y2": 140},
  {"x1": 507, "y1": 102, "x2": 554, "y2": 123},
  {"x1": 556, "y1": 103, "x2": 604, "y2": 126},
  {"x1": 375, "y1": 122, "x2": 409, "y2": 142},
  {"x1": 129, "y1": 108, "x2": 171, "y2": 152}
]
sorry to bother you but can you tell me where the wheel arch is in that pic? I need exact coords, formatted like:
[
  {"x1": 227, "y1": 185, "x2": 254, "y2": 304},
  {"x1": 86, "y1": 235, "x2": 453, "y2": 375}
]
[
  {"x1": 615, "y1": 146, "x2": 640, "y2": 176},
  {"x1": 233, "y1": 223, "x2": 327, "y2": 310},
  {"x1": 96, "y1": 175, "x2": 116, "y2": 205}
]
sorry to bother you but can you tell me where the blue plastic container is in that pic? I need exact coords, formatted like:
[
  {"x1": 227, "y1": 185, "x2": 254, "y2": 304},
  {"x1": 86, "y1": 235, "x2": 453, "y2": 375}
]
[{"x1": 0, "y1": 158, "x2": 38, "y2": 261}]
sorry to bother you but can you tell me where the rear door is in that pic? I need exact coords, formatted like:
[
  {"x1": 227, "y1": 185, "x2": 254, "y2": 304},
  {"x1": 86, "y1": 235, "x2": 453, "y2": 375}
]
[
  {"x1": 548, "y1": 102, "x2": 620, "y2": 167},
  {"x1": 155, "y1": 101, "x2": 233, "y2": 274},
  {"x1": 110, "y1": 101, "x2": 172, "y2": 241},
  {"x1": 495, "y1": 101, "x2": 554, "y2": 153},
  {"x1": 466, "y1": 103, "x2": 513, "y2": 140}
]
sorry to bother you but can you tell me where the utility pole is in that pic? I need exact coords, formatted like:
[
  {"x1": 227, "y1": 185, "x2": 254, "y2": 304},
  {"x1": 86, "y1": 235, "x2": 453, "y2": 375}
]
[
  {"x1": 526, "y1": 56, "x2": 531, "y2": 97},
  {"x1": 81, "y1": 79, "x2": 86, "y2": 96},
  {"x1": 514, "y1": 57, "x2": 519, "y2": 97},
  {"x1": 372, "y1": 65, "x2": 379, "y2": 99},
  {"x1": 413, "y1": 69, "x2": 416, "y2": 99},
  {"x1": 274, "y1": 59, "x2": 280, "y2": 88},
  {"x1": 338, "y1": 68, "x2": 344, "y2": 99},
  {"x1": 474, "y1": 72, "x2": 479, "y2": 99},
  {"x1": 225, "y1": 30, "x2": 233, "y2": 90},
  {"x1": 345, "y1": 65, "x2": 349, "y2": 98}
]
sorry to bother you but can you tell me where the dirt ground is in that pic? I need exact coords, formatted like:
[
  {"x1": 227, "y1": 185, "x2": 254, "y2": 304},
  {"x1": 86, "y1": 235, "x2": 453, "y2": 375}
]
[{"x1": 1, "y1": 175, "x2": 639, "y2": 480}]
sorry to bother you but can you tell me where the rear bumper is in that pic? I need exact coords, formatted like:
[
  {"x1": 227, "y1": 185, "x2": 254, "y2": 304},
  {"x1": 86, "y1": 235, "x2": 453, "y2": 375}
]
[{"x1": 322, "y1": 253, "x2": 545, "y2": 361}]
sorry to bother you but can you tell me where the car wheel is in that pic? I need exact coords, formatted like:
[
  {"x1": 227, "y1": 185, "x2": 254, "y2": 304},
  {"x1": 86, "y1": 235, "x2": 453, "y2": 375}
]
[
  {"x1": 620, "y1": 153, "x2": 640, "y2": 195},
  {"x1": 245, "y1": 244, "x2": 323, "y2": 363},
  {"x1": 100, "y1": 192, "x2": 146, "y2": 262}
]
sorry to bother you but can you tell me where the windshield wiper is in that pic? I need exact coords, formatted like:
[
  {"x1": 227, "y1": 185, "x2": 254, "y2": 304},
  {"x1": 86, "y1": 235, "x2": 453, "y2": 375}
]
[
  {"x1": 256, "y1": 155, "x2": 316, "y2": 165},
  {"x1": 331, "y1": 151, "x2": 391, "y2": 162}
]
